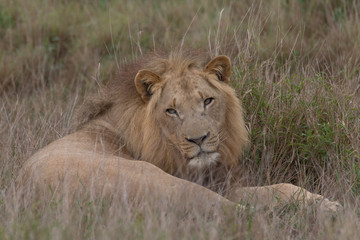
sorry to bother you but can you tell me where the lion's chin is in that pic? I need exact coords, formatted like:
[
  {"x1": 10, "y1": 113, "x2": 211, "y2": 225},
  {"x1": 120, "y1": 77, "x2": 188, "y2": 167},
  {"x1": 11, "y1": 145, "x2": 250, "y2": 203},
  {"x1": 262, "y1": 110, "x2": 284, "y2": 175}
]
[{"x1": 187, "y1": 152, "x2": 220, "y2": 170}]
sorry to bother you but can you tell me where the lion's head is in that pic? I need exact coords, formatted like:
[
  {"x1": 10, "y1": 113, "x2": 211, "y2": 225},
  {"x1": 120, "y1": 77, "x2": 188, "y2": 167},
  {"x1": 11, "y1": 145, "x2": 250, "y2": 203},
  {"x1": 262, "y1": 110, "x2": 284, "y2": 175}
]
[{"x1": 79, "y1": 50, "x2": 248, "y2": 178}]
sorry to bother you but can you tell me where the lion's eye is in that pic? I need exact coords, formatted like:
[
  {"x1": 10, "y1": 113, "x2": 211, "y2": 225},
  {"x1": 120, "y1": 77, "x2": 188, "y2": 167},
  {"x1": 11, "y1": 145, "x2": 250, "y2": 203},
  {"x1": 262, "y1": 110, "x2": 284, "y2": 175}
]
[
  {"x1": 166, "y1": 108, "x2": 178, "y2": 116},
  {"x1": 204, "y1": 97, "x2": 214, "y2": 107}
]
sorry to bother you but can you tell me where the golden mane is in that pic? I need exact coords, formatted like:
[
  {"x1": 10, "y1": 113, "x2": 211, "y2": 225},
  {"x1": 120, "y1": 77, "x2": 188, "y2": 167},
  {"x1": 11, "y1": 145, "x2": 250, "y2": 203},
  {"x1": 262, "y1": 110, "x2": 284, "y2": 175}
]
[
  {"x1": 77, "y1": 50, "x2": 248, "y2": 178},
  {"x1": 17, "y1": 50, "x2": 341, "y2": 213}
]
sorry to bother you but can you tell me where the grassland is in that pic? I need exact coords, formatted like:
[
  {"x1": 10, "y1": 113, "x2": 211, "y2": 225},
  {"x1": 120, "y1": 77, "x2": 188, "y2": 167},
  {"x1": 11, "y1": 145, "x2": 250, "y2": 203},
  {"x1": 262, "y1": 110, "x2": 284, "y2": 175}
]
[{"x1": 0, "y1": 0, "x2": 359, "y2": 239}]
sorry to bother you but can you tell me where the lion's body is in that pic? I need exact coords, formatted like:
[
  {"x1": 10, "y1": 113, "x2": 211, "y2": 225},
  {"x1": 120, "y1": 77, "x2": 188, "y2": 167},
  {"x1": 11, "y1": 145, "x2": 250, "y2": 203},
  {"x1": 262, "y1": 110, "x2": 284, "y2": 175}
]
[
  {"x1": 20, "y1": 130, "x2": 232, "y2": 210},
  {"x1": 17, "y1": 51, "x2": 341, "y2": 212}
]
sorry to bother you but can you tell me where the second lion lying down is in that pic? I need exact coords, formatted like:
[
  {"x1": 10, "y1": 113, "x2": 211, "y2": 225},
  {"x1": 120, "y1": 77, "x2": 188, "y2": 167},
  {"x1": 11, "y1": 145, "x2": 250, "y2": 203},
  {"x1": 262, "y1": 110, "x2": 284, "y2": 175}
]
[{"x1": 17, "y1": 50, "x2": 341, "y2": 212}]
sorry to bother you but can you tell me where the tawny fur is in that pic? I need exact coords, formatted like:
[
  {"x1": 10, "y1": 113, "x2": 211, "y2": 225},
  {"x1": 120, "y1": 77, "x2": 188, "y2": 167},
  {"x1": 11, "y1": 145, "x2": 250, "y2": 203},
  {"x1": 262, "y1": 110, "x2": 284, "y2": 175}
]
[
  {"x1": 77, "y1": 50, "x2": 248, "y2": 176},
  {"x1": 16, "y1": 50, "x2": 341, "y2": 213}
]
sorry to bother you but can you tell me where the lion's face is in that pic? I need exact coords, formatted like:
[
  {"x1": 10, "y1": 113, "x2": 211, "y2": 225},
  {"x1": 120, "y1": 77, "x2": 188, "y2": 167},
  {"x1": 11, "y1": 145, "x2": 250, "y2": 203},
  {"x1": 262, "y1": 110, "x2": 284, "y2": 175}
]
[
  {"x1": 135, "y1": 55, "x2": 235, "y2": 171},
  {"x1": 155, "y1": 71, "x2": 226, "y2": 169}
]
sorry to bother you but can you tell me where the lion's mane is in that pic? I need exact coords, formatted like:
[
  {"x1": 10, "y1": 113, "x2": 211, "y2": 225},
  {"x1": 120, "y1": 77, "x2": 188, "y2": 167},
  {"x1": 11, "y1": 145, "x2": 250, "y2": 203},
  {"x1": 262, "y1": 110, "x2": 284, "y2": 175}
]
[{"x1": 77, "y1": 50, "x2": 248, "y2": 176}]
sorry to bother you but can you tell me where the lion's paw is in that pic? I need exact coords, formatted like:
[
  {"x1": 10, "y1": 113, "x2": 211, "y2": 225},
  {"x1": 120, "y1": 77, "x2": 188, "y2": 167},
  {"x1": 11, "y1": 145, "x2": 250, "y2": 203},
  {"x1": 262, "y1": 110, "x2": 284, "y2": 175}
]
[{"x1": 316, "y1": 197, "x2": 343, "y2": 213}]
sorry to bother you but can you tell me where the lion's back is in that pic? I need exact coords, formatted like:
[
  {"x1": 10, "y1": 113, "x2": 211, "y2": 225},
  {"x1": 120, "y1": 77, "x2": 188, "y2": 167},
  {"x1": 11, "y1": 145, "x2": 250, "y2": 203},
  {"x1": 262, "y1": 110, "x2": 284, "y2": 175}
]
[{"x1": 16, "y1": 131, "x2": 123, "y2": 191}]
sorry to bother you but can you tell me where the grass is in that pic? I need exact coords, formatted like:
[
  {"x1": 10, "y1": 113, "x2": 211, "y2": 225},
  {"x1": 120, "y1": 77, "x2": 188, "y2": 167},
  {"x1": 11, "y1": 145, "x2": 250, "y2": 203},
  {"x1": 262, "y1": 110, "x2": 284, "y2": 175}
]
[{"x1": 1, "y1": 0, "x2": 359, "y2": 239}]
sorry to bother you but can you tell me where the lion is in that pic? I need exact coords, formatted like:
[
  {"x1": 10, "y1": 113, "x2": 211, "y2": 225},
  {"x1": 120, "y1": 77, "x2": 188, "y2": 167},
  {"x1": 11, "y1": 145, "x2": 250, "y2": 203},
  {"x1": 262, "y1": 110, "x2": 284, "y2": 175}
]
[{"x1": 16, "y1": 50, "x2": 341, "y2": 212}]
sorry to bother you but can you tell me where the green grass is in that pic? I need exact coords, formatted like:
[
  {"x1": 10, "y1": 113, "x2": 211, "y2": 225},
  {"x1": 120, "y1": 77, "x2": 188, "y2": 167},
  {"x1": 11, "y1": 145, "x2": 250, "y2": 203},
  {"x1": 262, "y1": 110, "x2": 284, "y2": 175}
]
[{"x1": 1, "y1": 0, "x2": 359, "y2": 239}]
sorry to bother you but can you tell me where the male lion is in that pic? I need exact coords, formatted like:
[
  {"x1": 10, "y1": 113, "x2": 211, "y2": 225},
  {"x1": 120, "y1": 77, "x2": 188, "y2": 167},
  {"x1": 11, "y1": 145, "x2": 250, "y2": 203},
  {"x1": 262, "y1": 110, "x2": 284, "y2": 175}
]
[{"x1": 17, "y1": 50, "x2": 340, "y2": 212}]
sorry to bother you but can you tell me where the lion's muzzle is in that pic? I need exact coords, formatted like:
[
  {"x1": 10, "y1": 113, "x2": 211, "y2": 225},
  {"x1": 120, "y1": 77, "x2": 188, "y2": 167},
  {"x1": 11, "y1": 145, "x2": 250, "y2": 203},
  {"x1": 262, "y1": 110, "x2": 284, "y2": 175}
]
[
  {"x1": 180, "y1": 129, "x2": 220, "y2": 169},
  {"x1": 187, "y1": 152, "x2": 220, "y2": 169},
  {"x1": 185, "y1": 131, "x2": 210, "y2": 146}
]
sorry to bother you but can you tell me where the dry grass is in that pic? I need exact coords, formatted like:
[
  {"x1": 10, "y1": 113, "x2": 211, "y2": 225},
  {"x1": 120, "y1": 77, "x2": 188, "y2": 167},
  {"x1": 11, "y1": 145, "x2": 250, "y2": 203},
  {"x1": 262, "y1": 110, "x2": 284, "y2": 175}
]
[{"x1": 1, "y1": 0, "x2": 359, "y2": 239}]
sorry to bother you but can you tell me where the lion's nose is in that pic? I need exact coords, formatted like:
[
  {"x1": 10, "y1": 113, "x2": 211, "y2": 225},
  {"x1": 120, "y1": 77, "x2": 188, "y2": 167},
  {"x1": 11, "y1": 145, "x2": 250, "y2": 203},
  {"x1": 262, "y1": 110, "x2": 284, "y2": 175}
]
[{"x1": 185, "y1": 132, "x2": 210, "y2": 146}]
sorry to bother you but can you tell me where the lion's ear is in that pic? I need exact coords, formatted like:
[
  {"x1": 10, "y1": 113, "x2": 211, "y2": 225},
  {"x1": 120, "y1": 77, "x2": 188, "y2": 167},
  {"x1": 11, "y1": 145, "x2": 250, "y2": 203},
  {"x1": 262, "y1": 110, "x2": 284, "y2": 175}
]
[
  {"x1": 204, "y1": 55, "x2": 231, "y2": 83},
  {"x1": 134, "y1": 69, "x2": 161, "y2": 103}
]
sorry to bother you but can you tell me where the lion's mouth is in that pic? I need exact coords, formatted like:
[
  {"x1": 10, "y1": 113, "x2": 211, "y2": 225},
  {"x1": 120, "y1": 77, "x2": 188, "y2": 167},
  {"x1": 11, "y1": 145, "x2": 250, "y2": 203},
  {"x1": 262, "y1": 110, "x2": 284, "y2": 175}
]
[{"x1": 186, "y1": 151, "x2": 219, "y2": 169}]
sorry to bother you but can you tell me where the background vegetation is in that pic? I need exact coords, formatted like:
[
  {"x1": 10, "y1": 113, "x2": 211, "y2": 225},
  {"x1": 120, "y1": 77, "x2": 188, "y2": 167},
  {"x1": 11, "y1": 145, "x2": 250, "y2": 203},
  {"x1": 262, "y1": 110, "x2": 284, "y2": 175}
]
[{"x1": 0, "y1": 0, "x2": 359, "y2": 239}]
